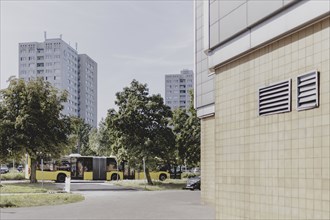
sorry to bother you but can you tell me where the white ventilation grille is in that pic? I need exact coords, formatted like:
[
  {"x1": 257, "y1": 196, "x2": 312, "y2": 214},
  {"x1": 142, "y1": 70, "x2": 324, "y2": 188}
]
[
  {"x1": 259, "y1": 80, "x2": 291, "y2": 116},
  {"x1": 297, "y1": 71, "x2": 319, "y2": 111}
]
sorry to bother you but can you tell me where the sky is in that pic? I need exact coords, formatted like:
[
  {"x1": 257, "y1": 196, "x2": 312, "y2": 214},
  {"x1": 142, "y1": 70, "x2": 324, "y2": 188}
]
[{"x1": 0, "y1": 0, "x2": 194, "y2": 124}]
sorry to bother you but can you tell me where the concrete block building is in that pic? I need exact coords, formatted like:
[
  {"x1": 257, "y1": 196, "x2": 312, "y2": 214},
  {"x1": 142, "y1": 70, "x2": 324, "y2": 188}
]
[
  {"x1": 18, "y1": 36, "x2": 97, "y2": 127},
  {"x1": 195, "y1": 0, "x2": 329, "y2": 219},
  {"x1": 78, "y1": 54, "x2": 97, "y2": 127},
  {"x1": 165, "y1": 69, "x2": 194, "y2": 110}
]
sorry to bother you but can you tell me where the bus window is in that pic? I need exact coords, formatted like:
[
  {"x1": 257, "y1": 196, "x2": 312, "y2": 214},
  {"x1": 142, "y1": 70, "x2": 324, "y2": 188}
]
[
  {"x1": 106, "y1": 158, "x2": 117, "y2": 171},
  {"x1": 82, "y1": 157, "x2": 93, "y2": 172},
  {"x1": 37, "y1": 160, "x2": 54, "y2": 171},
  {"x1": 70, "y1": 157, "x2": 78, "y2": 178},
  {"x1": 55, "y1": 160, "x2": 70, "y2": 171},
  {"x1": 77, "y1": 159, "x2": 83, "y2": 177}
]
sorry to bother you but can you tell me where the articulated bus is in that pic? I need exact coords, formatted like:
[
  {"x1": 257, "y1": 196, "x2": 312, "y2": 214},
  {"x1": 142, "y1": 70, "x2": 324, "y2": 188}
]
[{"x1": 27, "y1": 154, "x2": 170, "y2": 182}]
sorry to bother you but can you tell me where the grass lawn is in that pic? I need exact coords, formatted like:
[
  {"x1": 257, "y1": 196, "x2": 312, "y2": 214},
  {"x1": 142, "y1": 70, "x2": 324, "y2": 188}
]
[
  {"x1": 0, "y1": 183, "x2": 62, "y2": 193},
  {"x1": 0, "y1": 194, "x2": 84, "y2": 208},
  {"x1": 112, "y1": 179, "x2": 187, "y2": 191},
  {"x1": 0, "y1": 183, "x2": 84, "y2": 208}
]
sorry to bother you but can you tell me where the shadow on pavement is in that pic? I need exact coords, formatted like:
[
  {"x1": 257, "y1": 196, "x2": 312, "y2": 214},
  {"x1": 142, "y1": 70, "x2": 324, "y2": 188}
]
[{"x1": 75, "y1": 188, "x2": 137, "y2": 191}]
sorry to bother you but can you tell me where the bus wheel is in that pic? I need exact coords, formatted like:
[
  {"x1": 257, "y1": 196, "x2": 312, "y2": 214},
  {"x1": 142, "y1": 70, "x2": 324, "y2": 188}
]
[
  {"x1": 111, "y1": 174, "x2": 120, "y2": 181},
  {"x1": 57, "y1": 173, "x2": 66, "y2": 183},
  {"x1": 159, "y1": 174, "x2": 167, "y2": 181}
]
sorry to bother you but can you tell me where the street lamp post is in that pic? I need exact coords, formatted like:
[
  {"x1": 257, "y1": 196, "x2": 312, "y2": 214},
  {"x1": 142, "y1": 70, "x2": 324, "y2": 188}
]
[{"x1": 143, "y1": 157, "x2": 146, "y2": 188}]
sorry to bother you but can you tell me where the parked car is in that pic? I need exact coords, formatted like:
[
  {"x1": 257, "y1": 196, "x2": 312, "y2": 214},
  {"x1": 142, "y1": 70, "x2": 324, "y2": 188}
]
[
  {"x1": 0, "y1": 165, "x2": 9, "y2": 174},
  {"x1": 171, "y1": 165, "x2": 190, "y2": 173},
  {"x1": 190, "y1": 167, "x2": 200, "y2": 174},
  {"x1": 184, "y1": 176, "x2": 201, "y2": 190},
  {"x1": 17, "y1": 165, "x2": 24, "y2": 172}
]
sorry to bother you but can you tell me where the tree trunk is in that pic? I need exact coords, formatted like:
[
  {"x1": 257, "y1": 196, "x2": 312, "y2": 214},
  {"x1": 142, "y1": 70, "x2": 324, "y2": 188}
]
[
  {"x1": 174, "y1": 164, "x2": 177, "y2": 179},
  {"x1": 30, "y1": 158, "x2": 38, "y2": 183},
  {"x1": 145, "y1": 167, "x2": 153, "y2": 185},
  {"x1": 77, "y1": 138, "x2": 81, "y2": 154}
]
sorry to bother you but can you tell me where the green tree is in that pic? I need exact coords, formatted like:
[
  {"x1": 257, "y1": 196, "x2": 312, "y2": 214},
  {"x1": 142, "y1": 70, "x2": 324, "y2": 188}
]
[
  {"x1": 0, "y1": 78, "x2": 25, "y2": 163},
  {"x1": 105, "y1": 80, "x2": 175, "y2": 185},
  {"x1": 170, "y1": 90, "x2": 200, "y2": 167},
  {"x1": 68, "y1": 117, "x2": 92, "y2": 155},
  {"x1": 88, "y1": 119, "x2": 112, "y2": 156},
  {"x1": 0, "y1": 104, "x2": 15, "y2": 163},
  {"x1": 0, "y1": 78, "x2": 71, "y2": 183},
  {"x1": 171, "y1": 107, "x2": 188, "y2": 166}
]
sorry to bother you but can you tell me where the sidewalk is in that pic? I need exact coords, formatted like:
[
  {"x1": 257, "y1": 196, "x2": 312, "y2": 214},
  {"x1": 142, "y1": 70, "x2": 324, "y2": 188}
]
[{"x1": 1, "y1": 190, "x2": 215, "y2": 219}]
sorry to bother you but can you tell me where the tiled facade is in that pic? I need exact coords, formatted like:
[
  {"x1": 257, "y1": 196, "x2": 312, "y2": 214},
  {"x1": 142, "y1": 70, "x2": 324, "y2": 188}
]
[
  {"x1": 201, "y1": 116, "x2": 216, "y2": 205},
  {"x1": 214, "y1": 18, "x2": 330, "y2": 219},
  {"x1": 195, "y1": 0, "x2": 215, "y2": 118}
]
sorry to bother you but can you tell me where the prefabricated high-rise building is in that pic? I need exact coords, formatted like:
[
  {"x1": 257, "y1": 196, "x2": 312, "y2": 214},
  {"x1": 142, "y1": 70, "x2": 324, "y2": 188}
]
[
  {"x1": 165, "y1": 69, "x2": 194, "y2": 110},
  {"x1": 78, "y1": 54, "x2": 97, "y2": 127},
  {"x1": 18, "y1": 36, "x2": 97, "y2": 127}
]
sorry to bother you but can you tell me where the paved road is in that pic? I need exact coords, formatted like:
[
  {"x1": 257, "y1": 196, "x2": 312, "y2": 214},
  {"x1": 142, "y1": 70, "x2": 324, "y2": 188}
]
[
  {"x1": 1, "y1": 183, "x2": 215, "y2": 220},
  {"x1": 57, "y1": 181, "x2": 138, "y2": 191}
]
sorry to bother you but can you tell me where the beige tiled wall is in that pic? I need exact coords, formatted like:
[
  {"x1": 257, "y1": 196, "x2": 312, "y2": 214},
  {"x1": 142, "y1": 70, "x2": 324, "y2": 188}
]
[
  {"x1": 201, "y1": 116, "x2": 216, "y2": 206},
  {"x1": 214, "y1": 17, "x2": 330, "y2": 219}
]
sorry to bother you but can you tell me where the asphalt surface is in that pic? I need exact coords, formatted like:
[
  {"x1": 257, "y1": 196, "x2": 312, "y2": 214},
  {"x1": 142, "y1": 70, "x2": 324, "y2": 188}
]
[
  {"x1": 58, "y1": 181, "x2": 138, "y2": 191},
  {"x1": 1, "y1": 182, "x2": 215, "y2": 220}
]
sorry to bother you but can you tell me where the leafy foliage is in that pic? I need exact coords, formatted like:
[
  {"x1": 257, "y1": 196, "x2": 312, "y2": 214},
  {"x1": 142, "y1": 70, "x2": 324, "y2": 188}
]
[
  {"x1": 67, "y1": 117, "x2": 92, "y2": 155},
  {"x1": 0, "y1": 79, "x2": 26, "y2": 162},
  {"x1": 170, "y1": 90, "x2": 200, "y2": 167},
  {"x1": 88, "y1": 119, "x2": 112, "y2": 156},
  {"x1": 0, "y1": 78, "x2": 71, "y2": 182},
  {"x1": 105, "y1": 80, "x2": 175, "y2": 184}
]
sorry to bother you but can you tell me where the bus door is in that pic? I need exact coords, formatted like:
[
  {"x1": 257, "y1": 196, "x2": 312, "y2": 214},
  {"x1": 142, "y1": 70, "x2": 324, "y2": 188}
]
[
  {"x1": 93, "y1": 157, "x2": 106, "y2": 180},
  {"x1": 70, "y1": 157, "x2": 84, "y2": 180}
]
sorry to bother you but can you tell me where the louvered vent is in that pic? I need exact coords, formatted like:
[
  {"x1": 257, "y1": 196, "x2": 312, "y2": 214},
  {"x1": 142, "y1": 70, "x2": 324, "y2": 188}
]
[
  {"x1": 259, "y1": 80, "x2": 291, "y2": 116},
  {"x1": 297, "y1": 71, "x2": 319, "y2": 111}
]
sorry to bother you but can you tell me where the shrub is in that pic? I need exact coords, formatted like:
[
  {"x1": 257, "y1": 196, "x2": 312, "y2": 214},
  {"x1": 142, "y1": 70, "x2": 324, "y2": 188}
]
[
  {"x1": 181, "y1": 172, "x2": 197, "y2": 178},
  {"x1": 0, "y1": 200, "x2": 16, "y2": 208},
  {"x1": 1, "y1": 172, "x2": 25, "y2": 180}
]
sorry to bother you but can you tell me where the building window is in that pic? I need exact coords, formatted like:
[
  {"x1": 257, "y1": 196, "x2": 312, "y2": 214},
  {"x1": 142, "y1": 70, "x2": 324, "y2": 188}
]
[
  {"x1": 297, "y1": 70, "x2": 319, "y2": 111},
  {"x1": 259, "y1": 80, "x2": 291, "y2": 116}
]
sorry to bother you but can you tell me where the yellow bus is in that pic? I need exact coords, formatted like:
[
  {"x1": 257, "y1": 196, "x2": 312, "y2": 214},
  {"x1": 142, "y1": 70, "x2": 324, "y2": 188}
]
[{"x1": 27, "y1": 154, "x2": 169, "y2": 182}]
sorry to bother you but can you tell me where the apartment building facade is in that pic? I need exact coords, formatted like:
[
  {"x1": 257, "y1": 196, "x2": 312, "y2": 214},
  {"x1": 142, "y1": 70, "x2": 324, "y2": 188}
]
[
  {"x1": 18, "y1": 37, "x2": 97, "y2": 127},
  {"x1": 165, "y1": 69, "x2": 194, "y2": 110},
  {"x1": 195, "y1": 0, "x2": 329, "y2": 219},
  {"x1": 78, "y1": 54, "x2": 97, "y2": 127}
]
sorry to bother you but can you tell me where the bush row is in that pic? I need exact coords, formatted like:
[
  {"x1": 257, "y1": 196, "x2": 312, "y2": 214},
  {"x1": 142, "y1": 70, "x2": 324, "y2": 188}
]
[{"x1": 0, "y1": 172, "x2": 26, "y2": 180}]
